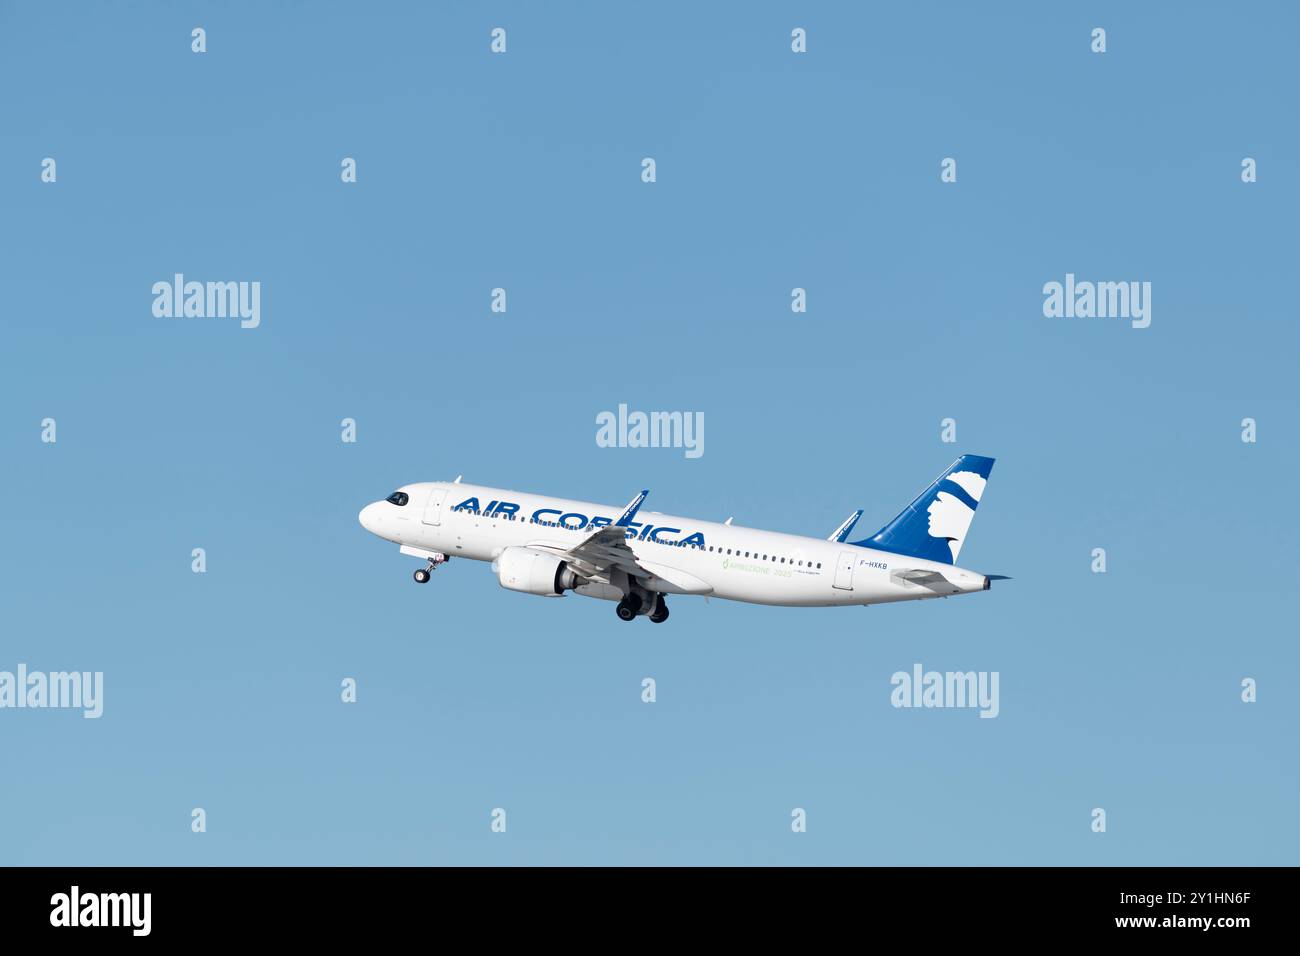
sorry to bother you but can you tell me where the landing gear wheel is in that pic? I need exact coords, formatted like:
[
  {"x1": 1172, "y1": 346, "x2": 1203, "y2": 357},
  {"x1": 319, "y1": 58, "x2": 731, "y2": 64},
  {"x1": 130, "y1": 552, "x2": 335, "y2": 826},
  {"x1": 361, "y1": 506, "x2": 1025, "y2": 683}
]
[
  {"x1": 413, "y1": 568, "x2": 431, "y2": 584},
  {"x1": 649, "y1": 596, "x2": 669, "y2": 624},
  {"x1": 615, "y1": 593, "x2": 642, "y2": 622}
]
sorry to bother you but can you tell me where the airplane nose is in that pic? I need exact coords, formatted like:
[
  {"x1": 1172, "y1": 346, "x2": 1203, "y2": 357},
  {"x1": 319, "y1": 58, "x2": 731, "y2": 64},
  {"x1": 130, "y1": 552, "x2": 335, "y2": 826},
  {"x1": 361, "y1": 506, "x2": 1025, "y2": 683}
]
[{"x1": 359, "y1": 502, "x2": 382, "y2": 535}]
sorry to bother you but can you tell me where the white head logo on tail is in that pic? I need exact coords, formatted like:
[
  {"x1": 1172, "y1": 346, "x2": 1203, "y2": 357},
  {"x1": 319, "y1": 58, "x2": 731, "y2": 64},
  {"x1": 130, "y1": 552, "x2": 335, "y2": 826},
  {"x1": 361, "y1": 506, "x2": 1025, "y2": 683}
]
[{"x1": 926, "y1": 470, "x2": 987, "y2": 561}]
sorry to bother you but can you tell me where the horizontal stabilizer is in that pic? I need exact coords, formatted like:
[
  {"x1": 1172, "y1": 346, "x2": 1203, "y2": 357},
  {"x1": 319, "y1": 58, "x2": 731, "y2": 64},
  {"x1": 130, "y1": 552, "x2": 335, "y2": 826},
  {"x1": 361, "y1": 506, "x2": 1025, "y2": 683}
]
[{"x1": 889, "y1": 568, "x2": 962, "y2": 594}]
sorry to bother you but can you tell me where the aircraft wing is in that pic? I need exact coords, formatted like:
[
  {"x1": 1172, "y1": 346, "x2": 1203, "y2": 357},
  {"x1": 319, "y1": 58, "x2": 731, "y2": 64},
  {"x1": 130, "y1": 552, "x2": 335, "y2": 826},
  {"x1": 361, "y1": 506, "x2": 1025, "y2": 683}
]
[
  {"x1": 529, "y1": 489, "x2": 657, "y2": 586},
  {"x1": 559, "y1": 525, "x2": 651, "y2": 584},
  {"x1": 532, "y1": 490, "x2": 711, "y2": 595}
]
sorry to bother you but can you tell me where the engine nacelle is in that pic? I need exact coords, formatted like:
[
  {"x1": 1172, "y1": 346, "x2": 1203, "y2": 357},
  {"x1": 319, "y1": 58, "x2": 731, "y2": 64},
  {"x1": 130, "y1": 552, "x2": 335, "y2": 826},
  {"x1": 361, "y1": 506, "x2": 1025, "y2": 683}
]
[{"x1": 493, "y1": 546, "x2": 580, "y2": 597}]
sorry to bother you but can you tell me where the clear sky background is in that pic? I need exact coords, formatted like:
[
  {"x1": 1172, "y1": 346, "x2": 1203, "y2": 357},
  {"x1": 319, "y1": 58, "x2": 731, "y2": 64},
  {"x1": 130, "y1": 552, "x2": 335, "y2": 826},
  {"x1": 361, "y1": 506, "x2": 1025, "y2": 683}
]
[{"x1": 1, "y1": 1, "x2": 1296, "y2": 865}]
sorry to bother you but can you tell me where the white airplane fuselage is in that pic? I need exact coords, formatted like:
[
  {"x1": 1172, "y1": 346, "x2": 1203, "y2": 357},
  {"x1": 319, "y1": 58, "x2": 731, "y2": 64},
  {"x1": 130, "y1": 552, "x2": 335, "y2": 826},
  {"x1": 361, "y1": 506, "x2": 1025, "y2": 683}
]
[{"x1": 358, "y1": 480, "x2": 992, "y2": 612}]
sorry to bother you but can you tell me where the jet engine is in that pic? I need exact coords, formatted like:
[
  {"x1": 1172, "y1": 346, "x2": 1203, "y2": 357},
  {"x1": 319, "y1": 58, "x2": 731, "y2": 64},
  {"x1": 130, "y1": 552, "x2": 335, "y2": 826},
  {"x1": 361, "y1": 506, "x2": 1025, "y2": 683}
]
[{"x1": 493, "y1": 546, "x2": 581, "y2": 597}]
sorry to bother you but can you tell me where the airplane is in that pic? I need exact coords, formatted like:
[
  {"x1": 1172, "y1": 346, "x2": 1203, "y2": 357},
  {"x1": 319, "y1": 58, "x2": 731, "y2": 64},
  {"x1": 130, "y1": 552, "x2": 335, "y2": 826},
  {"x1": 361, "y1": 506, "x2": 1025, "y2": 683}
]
[{"x1": 357, "y1": 454, "x2": 1005, "y2": 623}]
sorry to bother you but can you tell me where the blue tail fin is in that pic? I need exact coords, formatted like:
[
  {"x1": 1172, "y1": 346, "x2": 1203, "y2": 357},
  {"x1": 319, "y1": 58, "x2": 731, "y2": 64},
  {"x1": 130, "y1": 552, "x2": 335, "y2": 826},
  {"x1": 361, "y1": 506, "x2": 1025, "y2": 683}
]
[{"x1": 851, "y1": 455, "x2": 995, "y2": 564}]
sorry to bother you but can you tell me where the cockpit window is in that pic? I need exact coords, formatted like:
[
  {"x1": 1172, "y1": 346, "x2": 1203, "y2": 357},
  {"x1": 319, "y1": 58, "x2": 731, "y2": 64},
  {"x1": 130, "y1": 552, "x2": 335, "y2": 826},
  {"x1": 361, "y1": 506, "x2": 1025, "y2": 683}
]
[{"x1": 385, "y1": 492, "x2": 409, "y2": 506}]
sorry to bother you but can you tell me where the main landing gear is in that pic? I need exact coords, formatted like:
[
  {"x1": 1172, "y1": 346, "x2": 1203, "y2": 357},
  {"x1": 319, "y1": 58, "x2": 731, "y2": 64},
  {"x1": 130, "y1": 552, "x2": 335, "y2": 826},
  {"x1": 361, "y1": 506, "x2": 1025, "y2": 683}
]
[
  {"x1": 616, "y1": 593, "x2": 669, "y2": 623},
  {"x1": 615, "y1": 594, "x2": 641, "y2": 621},
  {"x1": 412, "y1": 554, "x2": 449, "y2": 584}
]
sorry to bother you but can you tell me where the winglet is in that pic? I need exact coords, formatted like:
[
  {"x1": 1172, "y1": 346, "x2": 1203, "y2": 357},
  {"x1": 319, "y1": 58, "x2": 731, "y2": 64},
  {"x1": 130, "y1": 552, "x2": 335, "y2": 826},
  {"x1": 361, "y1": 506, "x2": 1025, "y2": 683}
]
[
  {"x1": 616, "y1": 490, "x2": 649, "y2": 527},
  {"x1": 828, "y1": 509, "x2": 864, "y2": 543}
]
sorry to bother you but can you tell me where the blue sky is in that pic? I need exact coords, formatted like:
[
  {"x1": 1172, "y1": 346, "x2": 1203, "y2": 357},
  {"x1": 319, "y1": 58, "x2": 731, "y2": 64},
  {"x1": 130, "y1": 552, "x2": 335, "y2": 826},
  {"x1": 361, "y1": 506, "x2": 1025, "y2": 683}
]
[{"x1": 1, "y1": 1, "x2": 1296, "y2": 865}]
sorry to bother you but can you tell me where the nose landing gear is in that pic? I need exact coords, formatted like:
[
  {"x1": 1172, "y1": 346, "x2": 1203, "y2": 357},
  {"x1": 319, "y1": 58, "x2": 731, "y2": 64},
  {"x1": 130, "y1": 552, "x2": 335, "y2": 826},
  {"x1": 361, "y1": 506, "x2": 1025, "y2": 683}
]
[{"x1": 412, "y1": 554, "x2": 448, "y2": 584}]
